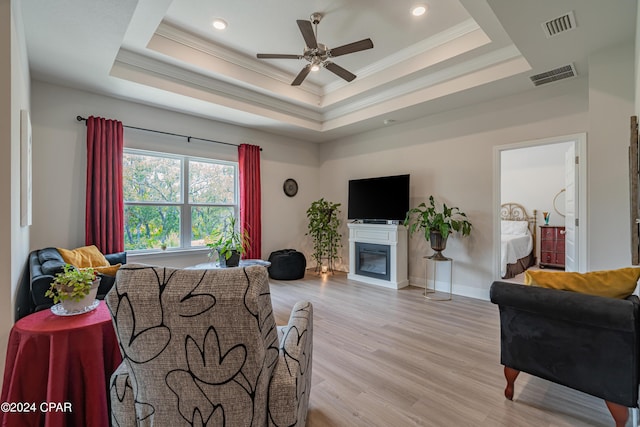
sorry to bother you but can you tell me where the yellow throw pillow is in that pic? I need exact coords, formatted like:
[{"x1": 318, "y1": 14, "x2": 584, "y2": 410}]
[
  {"x1": 57, "y1": 245, "x2": 109, "y2": 268},
  {"x1": 524, "y1": 268, "x2": 640, "y2": 299},
  {"x1": 93, "y1": 263, "x2": 121, "y2": 276}
]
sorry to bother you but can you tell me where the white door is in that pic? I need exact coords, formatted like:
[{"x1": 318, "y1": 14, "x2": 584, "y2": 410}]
[{"x1": 564, "y1": 143, "x2": 577, "y2": 272}]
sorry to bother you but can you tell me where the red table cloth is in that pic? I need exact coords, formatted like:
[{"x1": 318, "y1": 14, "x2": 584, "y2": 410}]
[{"x1": 0, "y1": 301, "x2": 121, "y2": 427}]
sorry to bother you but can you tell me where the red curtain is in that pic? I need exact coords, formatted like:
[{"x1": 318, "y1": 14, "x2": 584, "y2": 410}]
[
  {"x1": 238, "y1": 144, "x2": 261, "y2": 259},
  {"x1": 85, "y1": 116, "x2": 124, "y2": 254}
]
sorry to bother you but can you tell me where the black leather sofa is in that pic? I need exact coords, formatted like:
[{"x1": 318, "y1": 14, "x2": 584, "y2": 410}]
[
  {"x1": 490, "y1": 281, "x2": 640, "y2": 427},
  {"x1": 19, "y1": 248, "x2": 126, "y2": 320}
]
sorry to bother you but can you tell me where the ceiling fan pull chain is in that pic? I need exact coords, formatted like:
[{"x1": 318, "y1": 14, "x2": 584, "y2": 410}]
[{"x1": 314, "y1": 22, "x2": 318, "y2": 45}]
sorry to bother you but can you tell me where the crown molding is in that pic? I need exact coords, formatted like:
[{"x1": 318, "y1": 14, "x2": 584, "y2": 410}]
[
  {"x1": 113, "y1": 49, "x2": 324, "y2": 123},
  {"x1": 155, "y1": 22, "x2": 323, "y2": 97},
  {"x1": 323, "y1": 19, "x2": 482, "y2": 94},
  {"x1": 112, "y1": 15, "x2": 522, "y2": 133},
  {"x1": 112, "y1": 42, "x2": 525, "y2": 131},
  {"x1": 156, "y1": 19, "x2": 482, "y2": 100},
  {"x1": 324, "y1": 45, "x2": 525, "y2": 121}
]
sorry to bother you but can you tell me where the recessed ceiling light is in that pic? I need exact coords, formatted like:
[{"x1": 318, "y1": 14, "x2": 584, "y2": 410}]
[
  {"x1": 212, "y1": 18, "x2": 227, "y2": 30},
  {"x1": 411, "y1": 4, "x2": 428, "y2": 17}
]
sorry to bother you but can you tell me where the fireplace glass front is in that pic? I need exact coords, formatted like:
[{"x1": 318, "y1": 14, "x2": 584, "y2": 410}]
[{"x1": 355, "y1": 242, "x2": 390, "y2": 281}]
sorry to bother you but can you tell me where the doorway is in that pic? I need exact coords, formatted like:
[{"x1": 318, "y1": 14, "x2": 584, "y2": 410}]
[{"x1": 494, "y1": 134, "x2": 587, "y2": 280}]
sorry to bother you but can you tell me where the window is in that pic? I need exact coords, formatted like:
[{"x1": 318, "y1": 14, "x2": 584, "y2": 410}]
[{"x1": 123, "y1": 149, "x2": 238, "y2": 251}]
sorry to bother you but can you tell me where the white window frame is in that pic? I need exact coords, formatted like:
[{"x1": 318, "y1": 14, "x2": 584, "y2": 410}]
[{"x1": 123, "y1": 148, "x2": 239, "y2": 252}]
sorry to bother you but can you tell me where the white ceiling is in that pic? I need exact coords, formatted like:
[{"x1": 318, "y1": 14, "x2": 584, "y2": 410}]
[{"x1": 19, "y1": 0, "x2": 637, "y2": 143}]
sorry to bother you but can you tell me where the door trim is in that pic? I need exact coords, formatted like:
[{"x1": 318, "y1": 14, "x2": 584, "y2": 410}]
[{"x1": 493, "y1": 133, "x2": 588, "y2": 279}]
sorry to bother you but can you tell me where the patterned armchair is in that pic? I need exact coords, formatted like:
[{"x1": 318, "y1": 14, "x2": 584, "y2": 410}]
[{"x1": 106, "y1": 264, "x2": 313, "y2": 426}]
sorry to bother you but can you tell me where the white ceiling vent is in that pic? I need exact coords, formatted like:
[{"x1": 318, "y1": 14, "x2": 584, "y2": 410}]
[
  {"x1": 542, "y1": 11, "x2": 576, "y2": 38},
  {"x1": 530, "y1": 64, "x2": 577, "y2": 87}
]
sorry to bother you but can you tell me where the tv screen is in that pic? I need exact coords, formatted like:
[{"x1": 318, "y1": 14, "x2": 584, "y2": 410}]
[{"x1": 348, "y1": 174, "x2": 410, "y2": 221}]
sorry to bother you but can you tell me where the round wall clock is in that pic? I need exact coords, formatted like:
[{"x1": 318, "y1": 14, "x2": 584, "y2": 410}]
[{"x1": 283, "y1": 178, "x2": 298, "y2": 197}]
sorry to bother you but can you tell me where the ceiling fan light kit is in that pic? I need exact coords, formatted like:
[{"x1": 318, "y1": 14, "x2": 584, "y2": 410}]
[{"x1": 256, "y1": 12, "x2": 374, "y2": 86}]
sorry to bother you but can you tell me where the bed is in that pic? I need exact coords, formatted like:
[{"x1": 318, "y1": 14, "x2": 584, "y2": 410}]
[{"x1": 500, "y1": 203, "x2": 537, "y2": 279}]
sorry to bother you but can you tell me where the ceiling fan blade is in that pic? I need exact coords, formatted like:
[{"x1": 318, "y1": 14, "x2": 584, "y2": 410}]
[
  {"x1": 329, "y1": 38, "x2": 374, "y2": 57},
  {"x1": 292, "y1": 65, "x2": 312, "y2": 86},
  {"x1": 257, "y1": 54, "x2": 302, "y2": 59},
  {"x1": 296, "y1": 20, "x2": 318, "y2": 49},
  {"x1": 324, "y1": 62, "x2": 356, "y2": 82}
]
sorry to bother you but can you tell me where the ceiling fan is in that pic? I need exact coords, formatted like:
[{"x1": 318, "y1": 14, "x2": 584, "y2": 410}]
[{"x1": 256, "y1": 12, "x2": 374, "y2": 86}]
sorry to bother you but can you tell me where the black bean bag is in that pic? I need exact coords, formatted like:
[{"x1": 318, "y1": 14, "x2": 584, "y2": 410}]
[{"x1": 268, "y1": 249, "x2": 306, "y2": 280}]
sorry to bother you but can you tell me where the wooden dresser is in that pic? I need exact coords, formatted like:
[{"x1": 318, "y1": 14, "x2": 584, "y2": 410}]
[{"x1": 539, "y1": 226, "x2": 565, "y2": 269}]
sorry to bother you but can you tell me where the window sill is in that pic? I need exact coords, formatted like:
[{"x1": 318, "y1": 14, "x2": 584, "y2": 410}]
[{"x1": 127, "y1": 247, "x2": 209, "y2": 260}]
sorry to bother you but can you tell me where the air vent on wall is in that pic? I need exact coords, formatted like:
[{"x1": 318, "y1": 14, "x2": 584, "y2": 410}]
[
  {"x1": 542, "y1": 11, "x2": 576, "y2": 38},
  {"x1": 530, "y1": 64, "x2": 577, "y2": 87}
]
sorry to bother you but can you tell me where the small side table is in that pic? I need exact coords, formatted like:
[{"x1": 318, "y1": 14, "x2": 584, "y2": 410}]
[
  {"x1": 424, "y1": 255, "x2": 453, "y2": 301},
  {"x1": 0, "y1": 301, "x2": 121, "y2": 427}
]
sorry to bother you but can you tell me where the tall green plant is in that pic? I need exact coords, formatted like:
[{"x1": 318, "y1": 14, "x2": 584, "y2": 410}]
[{"x1": 306, "y1": 198, "x2": 342, "y2": 273}]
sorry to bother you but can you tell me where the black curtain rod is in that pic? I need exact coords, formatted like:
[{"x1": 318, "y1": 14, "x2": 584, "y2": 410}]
[{"x1": 76, "y1": 116, "x2": 261, "y2": 151}]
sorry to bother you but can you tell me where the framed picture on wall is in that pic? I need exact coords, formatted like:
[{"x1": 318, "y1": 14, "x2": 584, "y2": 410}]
[{"x1": 21, "y1": 109, "x2": 32, "y2": 227}]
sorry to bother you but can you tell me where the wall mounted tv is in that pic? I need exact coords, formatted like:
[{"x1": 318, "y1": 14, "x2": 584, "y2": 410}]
[{"x1": 348, "y1": 174, "x2": 410, "y2": 222}]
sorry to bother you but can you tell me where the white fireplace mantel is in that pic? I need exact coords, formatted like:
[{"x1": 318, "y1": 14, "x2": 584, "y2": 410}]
[{"x1": 347, "y1": 223, "x2": 408, "y2": 289}]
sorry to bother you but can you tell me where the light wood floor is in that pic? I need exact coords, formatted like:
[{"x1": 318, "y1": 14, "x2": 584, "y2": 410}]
[{"x1": 269, "y1": 272, "x2": 620, "y2": 427}]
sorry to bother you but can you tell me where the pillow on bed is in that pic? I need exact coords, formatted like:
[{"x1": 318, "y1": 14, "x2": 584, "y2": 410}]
[{"x1": 501, "y1": 220, "x2": 529, "y2": 235}]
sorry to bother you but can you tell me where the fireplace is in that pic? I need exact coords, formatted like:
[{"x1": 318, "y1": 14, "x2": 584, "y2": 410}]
[
  {"x1": 347, "y1": 223, "x2": 408, "y2": 289},
  {"x1": 355, "y1": 242, "x2": 390, "y2": 281}
]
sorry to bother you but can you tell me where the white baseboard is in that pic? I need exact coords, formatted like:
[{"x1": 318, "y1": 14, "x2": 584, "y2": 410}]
[{"x1": 408, "y1": 275, "x2": 490, "y2": 301}]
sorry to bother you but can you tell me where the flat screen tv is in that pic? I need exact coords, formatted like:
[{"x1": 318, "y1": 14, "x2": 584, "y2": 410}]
[{"x1": 348, "y1": 174, "x2": 410, "y2": 222}]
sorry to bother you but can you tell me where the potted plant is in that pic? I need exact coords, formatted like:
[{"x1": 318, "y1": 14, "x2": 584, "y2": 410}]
[
  {"x1": 306, "y1": 198, "x2": 342, "y2": 273},
  {"x1": 404, "y1": 195, "x2": 472, "y2": 260},
  {"x1": 206, "y1": 216, "x2": 250, "y2": 267},
  {"x1": 45, "y1": 264, "x2": 101, "y2": 313}
]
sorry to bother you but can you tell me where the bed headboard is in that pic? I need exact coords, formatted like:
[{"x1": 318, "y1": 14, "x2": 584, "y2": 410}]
[{"x1": 501, "y1": 202, "x2": 537, "y2": 256}]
